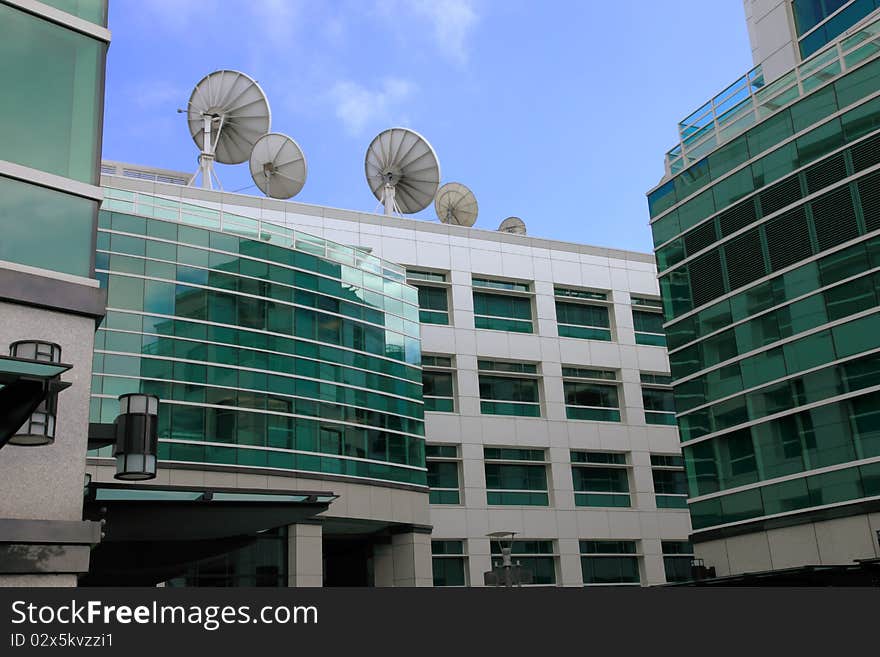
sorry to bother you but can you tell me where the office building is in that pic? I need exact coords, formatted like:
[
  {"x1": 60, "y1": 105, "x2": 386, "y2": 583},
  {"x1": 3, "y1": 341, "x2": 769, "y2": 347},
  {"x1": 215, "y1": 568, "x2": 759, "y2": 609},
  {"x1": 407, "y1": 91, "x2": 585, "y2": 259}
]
[
  {"x1": 0, "y1": 0, "x2": 110, "y2": 586},
  {"x1": 85, "y1": 167, "x2": 691, "y2": 586},
  {"x1": 648, "y1": 0, "x2": 880, "y2": 578}
]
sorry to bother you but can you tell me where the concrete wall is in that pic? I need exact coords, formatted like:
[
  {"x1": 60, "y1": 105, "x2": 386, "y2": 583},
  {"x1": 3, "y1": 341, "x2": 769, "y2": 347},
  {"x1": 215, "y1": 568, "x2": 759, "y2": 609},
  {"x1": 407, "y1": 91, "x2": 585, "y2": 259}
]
[
  {"x1": 743, "y1": 0, "x2": 800, "y2": 83},
  {"x1": 0, "y1": 299, "x2": 96, "y2": 522},
  {"x1": 696, "y1": 511, "x2": 880, "y2": 576}
]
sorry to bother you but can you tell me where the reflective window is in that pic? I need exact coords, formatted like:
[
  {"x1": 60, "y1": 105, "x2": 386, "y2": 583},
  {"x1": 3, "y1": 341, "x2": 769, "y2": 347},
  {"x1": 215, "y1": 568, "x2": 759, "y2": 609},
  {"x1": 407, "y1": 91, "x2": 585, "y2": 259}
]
[{"x1": 0, "y1": 4, "x2": 105, "y2": 182}]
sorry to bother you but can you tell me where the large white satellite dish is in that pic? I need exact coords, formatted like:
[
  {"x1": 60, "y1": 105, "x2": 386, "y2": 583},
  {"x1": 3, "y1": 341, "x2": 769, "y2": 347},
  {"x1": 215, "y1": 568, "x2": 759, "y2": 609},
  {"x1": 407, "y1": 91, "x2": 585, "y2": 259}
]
[
  {"x1": 435, "y1": 182, "x2": 478, "y2": 227},
  {"x1": 498, "y1": 216, "x2": 527, "y2": 235},
  {"x1": 365, "y1": 127, "x2": 440, "y2": 215},
  {"x1": 249, "y1": 132, "x2": 307, "y2": 200},
  {"x1": 186, "y1": 70, "x2": 271, "y2": 189}
]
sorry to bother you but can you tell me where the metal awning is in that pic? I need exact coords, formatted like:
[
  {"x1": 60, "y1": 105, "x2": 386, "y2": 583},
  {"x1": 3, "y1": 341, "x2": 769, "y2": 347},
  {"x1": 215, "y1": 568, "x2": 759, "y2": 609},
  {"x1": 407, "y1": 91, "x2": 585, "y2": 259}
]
[
  {"x1": 0, "y1": 355, "x2": 71, "y2": 448},
  {"x1": 81, "y1": 482, "x2": 337, "y2": 586}
]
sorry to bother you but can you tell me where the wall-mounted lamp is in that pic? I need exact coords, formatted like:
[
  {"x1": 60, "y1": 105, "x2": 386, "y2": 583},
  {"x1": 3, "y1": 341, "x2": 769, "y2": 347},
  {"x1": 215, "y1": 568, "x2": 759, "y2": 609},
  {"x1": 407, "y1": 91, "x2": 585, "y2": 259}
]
[
  {"x1": 8, "y1": 340, "x2": 62, "y2": 446},
  {"x1": 113, "y1": 393, "x2": 159, "y2": 480}
]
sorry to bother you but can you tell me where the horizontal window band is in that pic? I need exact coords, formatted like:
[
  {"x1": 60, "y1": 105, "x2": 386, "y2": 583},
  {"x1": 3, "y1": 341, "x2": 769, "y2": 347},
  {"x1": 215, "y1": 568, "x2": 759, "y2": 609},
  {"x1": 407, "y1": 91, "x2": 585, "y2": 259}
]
[
  {"x1": 97, "y1": 267, "x2": 419, "y2": 342},
  {"x1": 97, "y1": 235, "x2": 419, "y2": 325},
  {"x1": 98, "y1": 226, "x2": 415, "y2": 311},
  {"x1": 688, "y1": 454, "x2": 880, "y2": 504},
  {"x1": 676, "y1": 345, "x2": 880, "y2": 419},
  {"x1": 93, "y1": 348, "x2": 423, "y2": 407},
  {"x1": 672, "y1": 306, "x2": 880, "y2": 386},
  {"x1": 656, "y1": 160, "x2": 880, "y2": 278},
  {"x1": 667, "y1": 264, "x2": 880, "y2": 355},
  {"x1": 91, "y1": 394, "x2": 426, "y2": 442},
  {"x1": 100, "y1": 306, "x2": 421, "y2": 373},
  {"x1": 91, "y1": 371, "x2": 425, "y2": 422},
  {"x1": 98, "y1": 324, "x2": 419, "y2": 388}
]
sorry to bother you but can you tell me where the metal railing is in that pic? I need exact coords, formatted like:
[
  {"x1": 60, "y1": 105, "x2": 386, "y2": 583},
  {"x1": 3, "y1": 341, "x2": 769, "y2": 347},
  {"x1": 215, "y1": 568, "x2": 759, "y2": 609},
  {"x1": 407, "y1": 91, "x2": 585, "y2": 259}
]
[{"x1": 665, "y1": 12, "x2": 880, "y2": 177}]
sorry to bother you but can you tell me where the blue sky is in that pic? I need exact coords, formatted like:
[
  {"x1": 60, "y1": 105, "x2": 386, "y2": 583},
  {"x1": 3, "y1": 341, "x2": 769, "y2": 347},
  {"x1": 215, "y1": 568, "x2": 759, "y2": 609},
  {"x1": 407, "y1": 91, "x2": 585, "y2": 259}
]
[{"x1": 102, "y1": 1, "x2": 751, "y2": 253}]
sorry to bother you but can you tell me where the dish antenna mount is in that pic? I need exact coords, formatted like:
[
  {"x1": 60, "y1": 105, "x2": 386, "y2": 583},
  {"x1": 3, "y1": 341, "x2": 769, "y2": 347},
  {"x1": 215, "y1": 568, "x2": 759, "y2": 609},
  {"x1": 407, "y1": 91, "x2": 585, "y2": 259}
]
[
  {"x1": 435, "y1": 182, "x2": 478, "y2": 227},
  {"x1": 184, "y1": 70, "x2": 271, "y2": 189},
  {"x1": 365, "y1": 127, "x2": 440, "y2": 216},
  {"x1": 248, "y1": 132, "x2": 307, "y2": 200}
]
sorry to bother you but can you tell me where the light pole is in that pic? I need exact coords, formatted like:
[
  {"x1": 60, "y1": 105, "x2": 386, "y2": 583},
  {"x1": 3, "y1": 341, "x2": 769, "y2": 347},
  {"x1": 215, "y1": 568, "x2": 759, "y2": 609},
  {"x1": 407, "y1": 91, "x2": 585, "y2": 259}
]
[{"x1": 484, "y1": 531, "x2": 533, "y2": 587}]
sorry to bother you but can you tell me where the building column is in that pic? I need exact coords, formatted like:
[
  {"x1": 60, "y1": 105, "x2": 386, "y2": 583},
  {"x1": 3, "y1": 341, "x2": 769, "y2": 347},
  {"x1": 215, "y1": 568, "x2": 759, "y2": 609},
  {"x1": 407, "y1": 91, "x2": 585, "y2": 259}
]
[
  {"x1": 373, "y1": 541, "x2": 395, "y2": 587},
  {"x1": 287, "y1": 523, "x2": 323, "y2": 587},
  {"x1": 373, "y1": 529, "x2": 433, "y2": 587}
]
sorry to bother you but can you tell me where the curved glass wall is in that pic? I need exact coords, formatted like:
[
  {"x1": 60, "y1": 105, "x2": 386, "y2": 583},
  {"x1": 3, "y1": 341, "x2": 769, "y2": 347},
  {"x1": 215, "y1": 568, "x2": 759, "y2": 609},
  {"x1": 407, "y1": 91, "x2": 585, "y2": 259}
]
[{"x1": 90, "y1": 194, "x2": 425, "y2": 487}]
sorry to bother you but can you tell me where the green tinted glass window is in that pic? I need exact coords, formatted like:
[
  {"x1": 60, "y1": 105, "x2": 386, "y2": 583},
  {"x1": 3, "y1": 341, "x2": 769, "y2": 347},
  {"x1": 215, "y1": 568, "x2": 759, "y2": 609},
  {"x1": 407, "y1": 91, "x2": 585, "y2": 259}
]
[
  {"x1": 0, "y1": 177, "x2": 96, "y2": 277},
  {"x1": 0, "y1": 4, "x2": 105, "y2": 183},
  {"x1": 581, "y1": 557, "x2": 640, "y2": 585}
]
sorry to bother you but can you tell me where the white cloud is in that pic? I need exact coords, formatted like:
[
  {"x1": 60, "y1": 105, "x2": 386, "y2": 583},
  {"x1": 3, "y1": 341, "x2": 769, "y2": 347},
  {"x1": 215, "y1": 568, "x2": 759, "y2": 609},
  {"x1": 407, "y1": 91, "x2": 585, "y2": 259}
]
[
  {"x1": 329, "y1": 78, "x2": 415, "y2": 136},
  {"x1": 412, "y1": 0, "x2": 478, "y2": 64}
]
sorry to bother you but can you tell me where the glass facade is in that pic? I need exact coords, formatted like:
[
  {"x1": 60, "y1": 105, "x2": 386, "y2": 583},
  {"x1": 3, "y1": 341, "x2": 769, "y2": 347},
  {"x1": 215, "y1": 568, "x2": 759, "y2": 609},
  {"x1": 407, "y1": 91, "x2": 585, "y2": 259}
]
[
  {"x1": 0, "y1": 2, "x2": 107, "y2": 279},
  {"x1": 580, "y1": 540, "x2": 640, "y2": 585},
  {"x1": 561, "y1": 367, "x2": 621, "y2": 422},
  {"x1": 407, "y1": 270, "x2": 450, "y2": 325},
  {"x1": 472, "y1": 277, "x2": 533, "y2": 333},
  {"x1": 571, "y1": 451, "x2": 631, "y2": 508},
  {"x1": 484, "y1": 448, "x2": 549, "y2": 506},
  {"x1": 555, "y1": 288, "x2": 612, "y2": 341},
  {"x1": 641, "y1": 373, "x2": 677, "y2": 426},
  {"x1": 490, "y1": 540, "x2": 556, "y2": 585},
  {"x1": 0, "y1": 3, "x2": 105, "y2": 184},
  {"x1": 651, "y1": 454, "x2": 688, "y2": 509},
  {"x1": 166, "y1": 527, "x2": 287, "y2": 587},
  {"x1": 90, "y1": 196, "x2": 426, "y2": 487},
  {"x1": 426, "y1": 444, "x2": 460, "y2": 504},
  {"x1": 631, "y1": 297, "x2": 667, "y2": 346},
  {"x1": 794, "y1": 0, "x2": 880, "y2": 58},
  {"x1": 40, "y1": 0, "x2": 108, "y2": 25},
  {"x1": 650, "y1": 29, "x2": 880, "y2": 534},
  {"x1": 662, "y1": 540, "x2": 694, "y2": 583},
  {"x1": 0, "y1": 176, "x2": 97, "y2": 277},
  {"x1": 422, "y1": 355, "x2": 455, "y2": 412},
  {"x1": 478, "y1": 360, "x2": 541, "y2": 417},
  {"x1": 432, "y1": 540, "x2": 467, "y2": 586}
]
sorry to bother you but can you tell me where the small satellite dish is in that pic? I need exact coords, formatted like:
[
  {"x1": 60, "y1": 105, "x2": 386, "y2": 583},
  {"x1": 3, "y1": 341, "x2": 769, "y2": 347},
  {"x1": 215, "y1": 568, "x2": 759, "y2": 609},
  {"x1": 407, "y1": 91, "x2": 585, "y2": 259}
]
[
  {"x1": 186, "y1": 70, "x2": 271, "y2": 189},
  {"x1": 435, "y1": 182, "x2": 478, "y2": 227},
  {"x1": 365, "y1": 127, "x2": 440, "y2": 215},
  {"x1": 248, "y1": 132, "x2": 307, "y2": 200},
  {"x1": 498, "y1": 216, "x2": 527, "y2": 235}
]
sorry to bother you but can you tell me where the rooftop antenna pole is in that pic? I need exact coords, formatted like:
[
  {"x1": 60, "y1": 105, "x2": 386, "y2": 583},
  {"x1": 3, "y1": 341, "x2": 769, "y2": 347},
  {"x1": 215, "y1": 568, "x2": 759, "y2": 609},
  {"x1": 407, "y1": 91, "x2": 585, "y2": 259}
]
[
  {"x1": 199, "y1": 113, "x2": 216, "y2": 189},
  {"x1": 183, "y1": 70, "x2": 271, "y2": 191},
  {"x1": 382, "y1": 179, "x2": 396, "y2": 215}
]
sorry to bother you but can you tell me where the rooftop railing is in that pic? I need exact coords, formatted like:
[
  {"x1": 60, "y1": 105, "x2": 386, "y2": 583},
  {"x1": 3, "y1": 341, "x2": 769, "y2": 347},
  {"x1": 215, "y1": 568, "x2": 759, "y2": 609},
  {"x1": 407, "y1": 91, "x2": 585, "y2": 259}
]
[{"x1": 664, "y1": 11, "x2": 880, "y2": 178}]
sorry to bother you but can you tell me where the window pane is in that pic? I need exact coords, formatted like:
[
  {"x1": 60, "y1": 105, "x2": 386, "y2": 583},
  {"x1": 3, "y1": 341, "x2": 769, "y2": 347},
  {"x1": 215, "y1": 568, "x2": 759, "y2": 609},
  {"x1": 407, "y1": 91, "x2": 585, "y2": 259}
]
[{"x1": 0, "y1": 4, "x2": 105, "y2": 182}]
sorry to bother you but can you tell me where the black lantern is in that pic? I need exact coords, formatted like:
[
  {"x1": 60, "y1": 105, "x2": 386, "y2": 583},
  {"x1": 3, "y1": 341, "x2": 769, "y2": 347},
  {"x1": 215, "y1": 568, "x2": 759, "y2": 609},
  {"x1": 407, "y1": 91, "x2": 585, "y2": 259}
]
[
  {"x1": 8, "y1": 340, "x2": 63, "y2": 446},
  {"x1": 113, "y1": 393, "x2": 159, "y2": 480}
]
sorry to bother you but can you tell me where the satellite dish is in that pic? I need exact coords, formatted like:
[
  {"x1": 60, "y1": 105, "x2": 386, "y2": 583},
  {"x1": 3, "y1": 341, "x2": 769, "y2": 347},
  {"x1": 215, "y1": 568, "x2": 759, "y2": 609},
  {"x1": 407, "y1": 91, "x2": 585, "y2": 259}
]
[
  {"x1": 435, "y1": 182, "x2": 478, "y2": 227},
  {"x1": 248, "y1": 132, "x2": 307, "y2": 199},
  {"x1": 186, "y1": 70, "x2": 271, "y2": 189},
  {"x1": 365, "y1": 127, "x2": 440, "y2": 215},
  {"x1": 498, "y1": 216, "x2": 527, "y2": 235}
]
